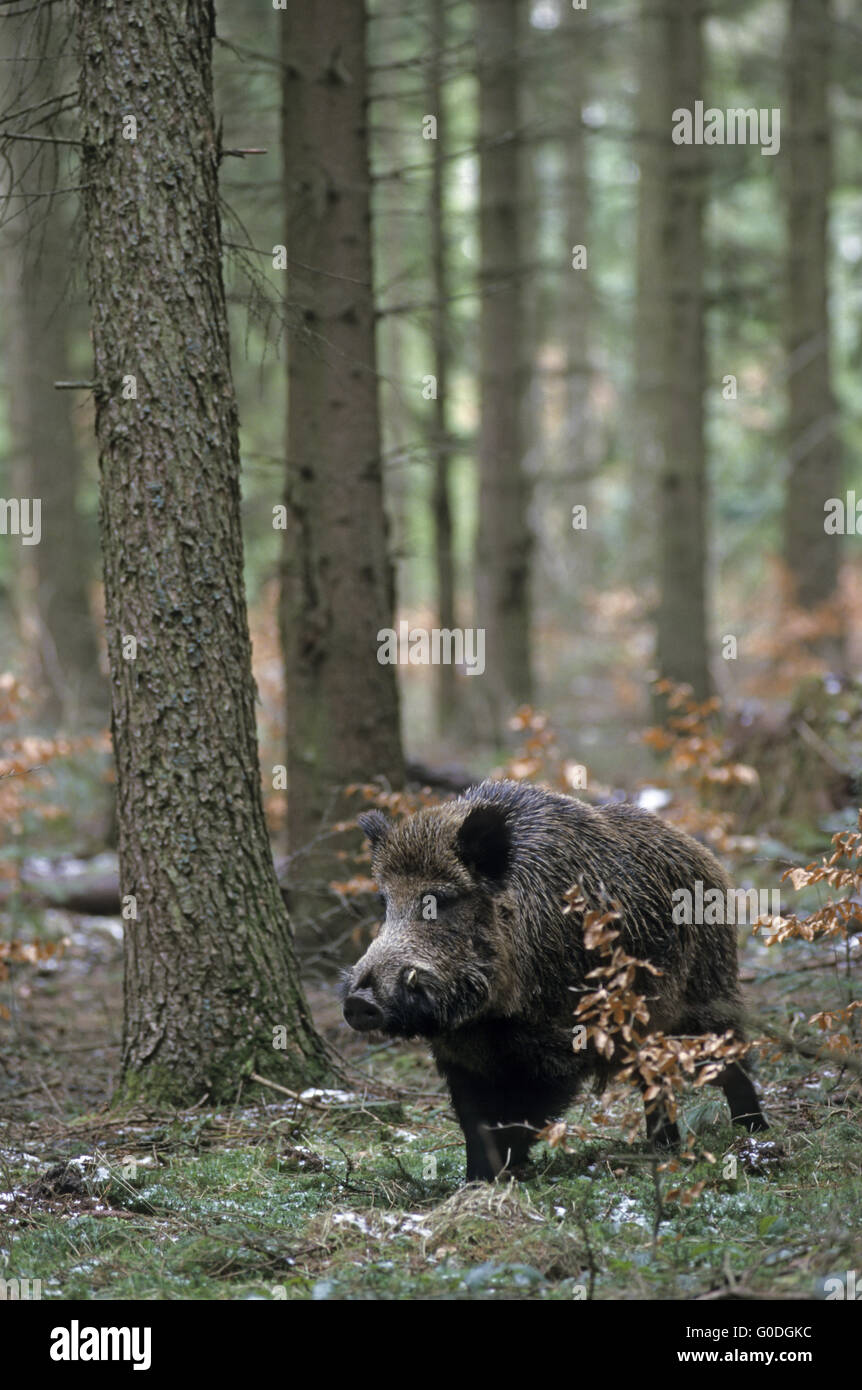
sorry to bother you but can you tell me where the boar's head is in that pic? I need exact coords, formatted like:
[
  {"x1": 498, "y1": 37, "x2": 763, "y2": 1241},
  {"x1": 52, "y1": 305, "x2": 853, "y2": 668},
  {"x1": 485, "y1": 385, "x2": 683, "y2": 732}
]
[{"x1": 341, "y1": 801, "x2": 520, "y2": 1038}]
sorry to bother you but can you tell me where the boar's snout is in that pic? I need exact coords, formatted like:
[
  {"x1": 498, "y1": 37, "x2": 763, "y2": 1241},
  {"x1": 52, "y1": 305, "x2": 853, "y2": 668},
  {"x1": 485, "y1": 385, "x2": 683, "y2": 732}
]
[
  {"x1": 342, "y1": 987, "x2": 383, "y2": 1032},
  {"x1": 342, "y1": 955, "x2": 445, "y2": 1037}
]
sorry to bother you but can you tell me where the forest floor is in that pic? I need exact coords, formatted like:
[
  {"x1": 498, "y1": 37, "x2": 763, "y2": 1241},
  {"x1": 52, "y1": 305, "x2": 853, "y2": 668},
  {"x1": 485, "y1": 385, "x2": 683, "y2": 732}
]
[{"x1": 1, "y1": 907, "x2": 860, "y2": 1301}]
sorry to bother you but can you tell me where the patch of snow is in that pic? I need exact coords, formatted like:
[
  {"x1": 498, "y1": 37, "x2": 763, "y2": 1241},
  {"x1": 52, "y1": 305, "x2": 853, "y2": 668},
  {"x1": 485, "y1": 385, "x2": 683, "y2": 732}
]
[
  {"x1": 0, "y1": 1151, "x2": 42, "y2": 1169},
  {"x1": 332, "y1": 1211, "x2": 371, "y2": 1234},
  {"x1": 300, "y1": 1088, "x2": 359, "y2": 1104},
  {"x1": 606, "y1": 1195, "x2": 650, "y2": 1231},
  {"x1": 637, "y1": 787, "x2": 672, "y2": 813},
  {"x1": 67, "y1": 1155, "x2": 111, "y2": 1183},
  {"x1": 383, "y1": 1211, "x2": 433, "y2": 1238}
]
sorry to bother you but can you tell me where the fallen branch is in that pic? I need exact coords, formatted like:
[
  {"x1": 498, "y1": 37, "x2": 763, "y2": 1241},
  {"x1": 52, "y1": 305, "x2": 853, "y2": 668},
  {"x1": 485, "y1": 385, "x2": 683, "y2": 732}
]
[
  {"x1": 759, "y1": 1025, "x2": 862, "y2": 1077},
  {"x1": 0, "y1": 869, "x2": 290, "y2": 918},
  {"x1": 248, "y1": 1073, "x2": 332, "y2": 1109}
]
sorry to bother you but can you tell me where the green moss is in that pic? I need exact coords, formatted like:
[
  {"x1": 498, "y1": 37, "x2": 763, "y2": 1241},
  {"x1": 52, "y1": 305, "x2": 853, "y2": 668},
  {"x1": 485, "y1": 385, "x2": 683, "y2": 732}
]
[
  {"x1": 112, "y1": 1046, "x2": 332, "y2": 1110},
  {"x1": 4, "y1": 1064, "x2": 861, "y2": 1300}
]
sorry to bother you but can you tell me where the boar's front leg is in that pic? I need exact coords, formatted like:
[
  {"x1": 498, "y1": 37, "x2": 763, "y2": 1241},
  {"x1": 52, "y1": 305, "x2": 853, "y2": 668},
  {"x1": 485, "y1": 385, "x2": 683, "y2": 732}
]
[
  {"x1": 639, "y1": 1075, "x2": 681, "y2": 1147},
  {"x1": 442, "y1": 1065, "x2": 556, "y2": 1182},
  {"x1": 643, "y1": 1095, "x2": 681, "y2": 1149}
]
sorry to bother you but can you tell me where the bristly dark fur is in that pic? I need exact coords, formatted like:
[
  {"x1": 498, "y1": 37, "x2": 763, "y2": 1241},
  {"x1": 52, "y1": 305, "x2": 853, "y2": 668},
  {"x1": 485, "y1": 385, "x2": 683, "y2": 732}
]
[{"x1": 343, "y1": 779, "x2": 768, "y2": 1181}]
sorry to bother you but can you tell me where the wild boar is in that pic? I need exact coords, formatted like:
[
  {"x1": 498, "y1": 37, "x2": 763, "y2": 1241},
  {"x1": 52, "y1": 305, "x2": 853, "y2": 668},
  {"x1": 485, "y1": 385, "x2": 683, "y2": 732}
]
[{"x1": 342, "y1": 779, "x2": 767, "y2": 1181}]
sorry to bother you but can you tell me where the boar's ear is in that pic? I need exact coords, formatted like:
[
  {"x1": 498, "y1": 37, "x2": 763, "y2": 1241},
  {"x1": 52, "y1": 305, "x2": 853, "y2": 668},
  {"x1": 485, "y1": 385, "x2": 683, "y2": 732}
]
[
  {"x1": 456, "y1": 804, "x2": 511, "y2": 881},
  {"x1": 357, "y1": 809, "x2": 391, "y2": 848}
]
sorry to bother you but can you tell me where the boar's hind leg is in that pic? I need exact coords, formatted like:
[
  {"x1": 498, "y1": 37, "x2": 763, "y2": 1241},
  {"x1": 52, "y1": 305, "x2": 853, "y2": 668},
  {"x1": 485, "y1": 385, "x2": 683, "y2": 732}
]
[
  {"x1": 443, "y1": 1066, "x2": 557, "y2": 1182},
  {"x1": 716, "y1": 1060, "x2": 768, "y2": 1132}
]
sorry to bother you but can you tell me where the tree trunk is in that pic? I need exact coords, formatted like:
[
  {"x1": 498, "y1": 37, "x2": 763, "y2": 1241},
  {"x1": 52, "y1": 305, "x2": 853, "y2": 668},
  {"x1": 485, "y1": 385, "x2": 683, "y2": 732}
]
[
  {"x1": 782, "y1": 0, "x2": 843, "y2": 657},
  {"x1": 2, "y1": 8, "x2": 104, "y2": 729},
  {"x1": 76, "y1": 0, "x2": 329, "y2": 1104},
  {"x1": 279, "y1": 1, "x2": 404, "y2": 942},
  {"x1": 633, "y1": 0, "x2": 667, "y2": 584},
  {"x1": 563, "y1": 34, "x2": 592, "y2": 487},
  {"x1": 475, "y1": 0, "x2": 532, "y2": 741},
  {"x1": 653, "y1": 0, "x2": 711, "y2": 701},
  {"x1": 429, "y1": 0, "x2": 457, "y2": 735},
  {"x1": 558, "y1": 20, "x2": 597, "y2": 605}
]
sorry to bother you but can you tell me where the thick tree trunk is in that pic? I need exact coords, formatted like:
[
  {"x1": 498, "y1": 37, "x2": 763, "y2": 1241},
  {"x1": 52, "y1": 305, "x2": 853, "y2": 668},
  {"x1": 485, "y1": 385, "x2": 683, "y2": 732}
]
[
  {"x1": 783, "y1": 0, "x2": 843, "y2": 656},
  {"x1": 76, "y1": 0, "x2": 329, "y2": 1104},
  {"x1": 475, "y1": 0, "x2": 532, "y2": 740},
  {"x1": 653, "y1": 0, "x2": 711, "y2": 701},
  {"x1": 429, "y1": 0, "x2": 457, "y2": 734},
  {"x1": 279, "y1": 1, "x2": 404, "y2": 940}
]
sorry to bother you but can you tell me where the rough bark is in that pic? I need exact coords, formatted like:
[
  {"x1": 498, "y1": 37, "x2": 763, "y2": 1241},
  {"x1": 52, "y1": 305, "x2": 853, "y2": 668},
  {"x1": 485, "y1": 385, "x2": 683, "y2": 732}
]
[
  {"x1": 279, "y1": 1, "x2": 404, "y2": 940},
  {"x1": 782, "y1": 0, "x2": 843, "y2": 655},
  {"x1": 76, "y1": 0, "x2": 329, "y2": 1104},
  {"x1": 653, "y1": 0, "x2": 711, "y2": 700},
  {"x1": 429, "y1": 0, "x2": 457, "y2": 734},
  {"x1": 475, "y1": 0, "x2": 532, "y2": 740}
]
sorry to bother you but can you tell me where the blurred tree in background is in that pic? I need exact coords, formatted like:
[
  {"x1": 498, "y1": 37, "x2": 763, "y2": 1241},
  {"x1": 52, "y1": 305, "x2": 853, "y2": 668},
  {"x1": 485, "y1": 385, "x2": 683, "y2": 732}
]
[{"x1": 0, "y1": 0, "x2": 860, "y2": 968}]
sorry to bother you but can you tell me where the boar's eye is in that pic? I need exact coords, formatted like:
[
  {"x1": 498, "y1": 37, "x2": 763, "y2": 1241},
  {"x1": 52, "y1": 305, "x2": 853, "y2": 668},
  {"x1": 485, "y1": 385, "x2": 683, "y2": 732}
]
[
  {"x1": 434, "y1": 890, "x2": 458, "y2": 907},
  {"x1": 422, "y1": 889, "x2": 461, "y2": 911}
]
